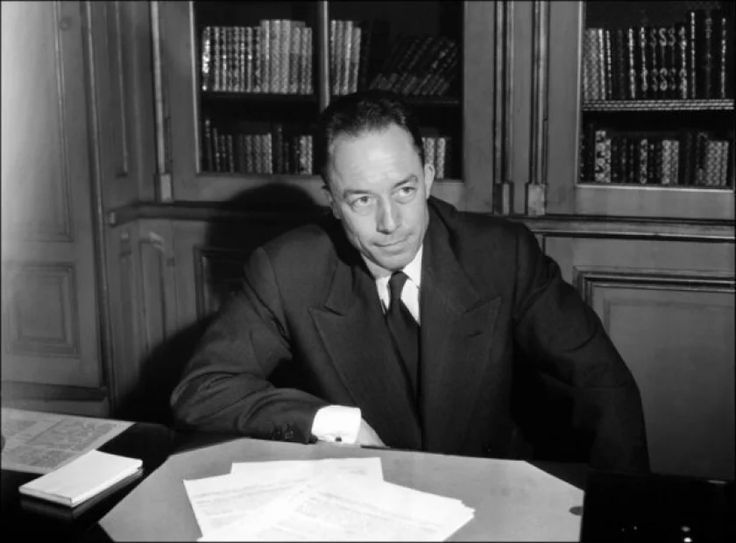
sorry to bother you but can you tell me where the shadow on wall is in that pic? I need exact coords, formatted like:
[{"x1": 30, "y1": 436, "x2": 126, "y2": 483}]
[{"x1": 117, "y1": 183, "x2": 331, "y2": 426}]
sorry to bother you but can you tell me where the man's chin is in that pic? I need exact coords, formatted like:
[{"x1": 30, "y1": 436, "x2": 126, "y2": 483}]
[{"x1": 370, "y1": 250, "x2": 414, "y2": 272}]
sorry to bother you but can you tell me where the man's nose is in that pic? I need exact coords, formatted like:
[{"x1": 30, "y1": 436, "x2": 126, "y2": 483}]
[{"x1": 376, "y1": 199, "x2": 399, "y2": 234}]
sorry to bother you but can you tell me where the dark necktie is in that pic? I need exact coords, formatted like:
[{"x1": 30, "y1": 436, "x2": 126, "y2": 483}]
[{"x1": 385, "y1": 271, "x2": 419, "y2": 398}]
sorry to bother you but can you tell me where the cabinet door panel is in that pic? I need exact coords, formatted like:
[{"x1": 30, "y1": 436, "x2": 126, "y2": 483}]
[
  {"x1": 590, "y1": 282, "x2": 734, "y2": 480},
  {"x1": 1, "y1": 2, "x2": 103, "y2": 395}
]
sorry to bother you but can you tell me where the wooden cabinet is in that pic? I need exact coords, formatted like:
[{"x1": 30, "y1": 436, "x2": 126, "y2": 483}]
[
  {"x1": 1, "y1": 1, "x2": 107, "y2": 415},
  {"x1": 3, "y1": 1, "x2": 732, "y2": 478},
  {"x1": 545, "y1": 1, "x2": 735, "y2": 219},
  {"x1": 155, "y1": 1, "x2": 495, "y2": 210}
]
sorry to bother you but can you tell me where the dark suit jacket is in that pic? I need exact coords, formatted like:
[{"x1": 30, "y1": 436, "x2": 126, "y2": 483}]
[{"x1": 171, "y1": 198, "x2": 649, "y2": 472}]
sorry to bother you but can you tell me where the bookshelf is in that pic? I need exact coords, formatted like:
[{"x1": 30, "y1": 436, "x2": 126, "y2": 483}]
[
  {"x1": 546, "y1": 0, "x2": 735, "y2": 219},
  {"x1": 579, "y1": 0, "x2": 734, "y2": 191},
  {"x1": 191, "y1": 0, "x2": 465, "y2": 194}
]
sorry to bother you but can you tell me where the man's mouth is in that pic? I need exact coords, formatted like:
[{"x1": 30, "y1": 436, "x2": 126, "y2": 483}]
[{"x1": 376, "y1": 236, "x2": 408, "y2": 248}]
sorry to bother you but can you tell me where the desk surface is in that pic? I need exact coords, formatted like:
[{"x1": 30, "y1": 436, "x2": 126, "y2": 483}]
[
  {"x1": 1, "y1": 422, "x2": 175, "y2": 542},
  {"x1": 99, "y1": 436, "x2": 587, "y2": 542}
]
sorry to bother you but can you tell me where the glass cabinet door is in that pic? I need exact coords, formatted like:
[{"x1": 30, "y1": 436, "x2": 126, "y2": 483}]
[{"x1": 547, "y1": 1, "x2": 734, "y2": 219}]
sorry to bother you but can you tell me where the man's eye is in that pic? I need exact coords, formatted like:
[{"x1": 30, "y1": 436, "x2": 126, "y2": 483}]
[
  {"x1": 396, "y1": 186, "x2": 416, "y2": 200},
  {"x1": 350, "y1": 196, "x2": 372, "y2": 208}
]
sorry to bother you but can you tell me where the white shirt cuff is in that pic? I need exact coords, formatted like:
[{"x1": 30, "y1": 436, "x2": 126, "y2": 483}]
[{"x1": 311, "y1": 405, "x2": 362, "y2": 444}]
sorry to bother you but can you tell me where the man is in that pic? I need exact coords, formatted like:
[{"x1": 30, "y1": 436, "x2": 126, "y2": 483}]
[{"x1": 171, "y1": 91, "x2": 649, "y2": 473}]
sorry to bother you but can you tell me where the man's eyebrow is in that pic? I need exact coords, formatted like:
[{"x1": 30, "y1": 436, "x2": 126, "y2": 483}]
[
  {"x1": 394, "y1": 175, "x2": 418, "y2": 187},
  {"x1": 341, "y1": 176, "x2": 418, "y2": 198}
]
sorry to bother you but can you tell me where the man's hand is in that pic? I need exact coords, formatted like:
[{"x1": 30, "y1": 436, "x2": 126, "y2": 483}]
[{"x1": 356, "y1": 419, "x2": 385, "y2": 447}]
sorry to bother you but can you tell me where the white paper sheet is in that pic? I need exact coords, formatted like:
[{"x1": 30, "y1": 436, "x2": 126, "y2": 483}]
[
  {"x1": 185, "y1": 457, "x2": 383, "y2": 536},
  {"x1": 1, "y1": 408, "x2": 133, "y2": 474},
  {"x1": 231, "y1": 457, "x2": 383, "y2": 478},
  {"x1": 199, "y1": 472, "x2": 475, "y2": 542}
]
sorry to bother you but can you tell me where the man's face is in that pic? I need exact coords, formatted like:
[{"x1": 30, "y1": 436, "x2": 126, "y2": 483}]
[{"x1": 325, "y1": 124, "x2": 435, "y2": 275}]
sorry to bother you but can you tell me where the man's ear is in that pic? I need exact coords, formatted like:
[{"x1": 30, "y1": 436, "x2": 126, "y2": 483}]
[
  {"x1": 322, "y1": 184, "x2": 341, "y2": 220},
  {"x1": 423, "y1": 162, "x2": 435, "y2": 198}
]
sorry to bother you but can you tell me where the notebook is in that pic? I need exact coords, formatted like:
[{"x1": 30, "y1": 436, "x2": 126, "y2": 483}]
[{"x1": 19, "y1": 449, "x2": 143, "y2": 507}]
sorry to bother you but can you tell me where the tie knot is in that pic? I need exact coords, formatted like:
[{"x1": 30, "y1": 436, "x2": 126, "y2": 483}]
[{"x1": 388, "y1": 271, "x2": 409, "y2": 302}]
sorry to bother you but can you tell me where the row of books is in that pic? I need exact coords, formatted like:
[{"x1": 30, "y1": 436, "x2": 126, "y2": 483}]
[
  {"x1": 202, "y1": 118, "x2": 313, "y2": 174},
  {"x1": 368, "y1": 34, "x2": 460, "y2": 96},
  {"x1": 200, "y1": 20, "x2": 313, "y2": 94},
  {"x1": 581, "y1": 128, "x2": 732, "y2": 187},
  {"x1": 422, "y1": 136, "x2": 452, "y2": 180},
  {"x1": 582, "y1": 10, "x2": 732, "y2": 101},
  {"x1": 329, "y1": 20, "x2": 367, "y2": 96}
]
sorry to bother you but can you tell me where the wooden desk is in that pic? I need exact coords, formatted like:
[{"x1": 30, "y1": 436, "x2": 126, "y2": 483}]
[
  {"x1": 0, "y1": 422, "x2": 175, "y2": 542},
  {"x1": 99, "y1": 435, "x2": 588, "y2": 541}
]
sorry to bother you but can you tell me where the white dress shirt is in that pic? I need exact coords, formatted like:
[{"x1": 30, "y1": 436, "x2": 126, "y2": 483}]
[{"x1": 311, "y1": 246, "x2": 424, "y2": 443}]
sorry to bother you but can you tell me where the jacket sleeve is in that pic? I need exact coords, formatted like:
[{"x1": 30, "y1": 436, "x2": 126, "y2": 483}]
[
  {"x1": 510, "y1": 223, "x2": 650, "y2": 473},
  {"x1": 170, "y1": 246, "x2": 329, "y2": 442}
]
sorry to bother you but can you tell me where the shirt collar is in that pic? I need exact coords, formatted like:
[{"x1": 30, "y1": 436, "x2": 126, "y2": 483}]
[{"x1": 362, "y1": 245, "x2": 423, "y2": 287}]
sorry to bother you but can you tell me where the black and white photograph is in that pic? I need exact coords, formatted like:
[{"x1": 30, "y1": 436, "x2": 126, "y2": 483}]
[{"x1": 1, "y1": 1, "x2": 734, "y2": 541}]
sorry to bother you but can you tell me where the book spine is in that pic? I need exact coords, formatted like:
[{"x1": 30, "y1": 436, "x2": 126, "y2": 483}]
[
  {"x1": 679, "y1": 131, "x2": 693, "y2": 185},
  {"x1": 661, "y1": 140, "x2": 673, "y2": 184},
  {"x1": 227, "y1": 134, "x2": 235, "y2": 172},
  {"x1": 717, "y1": 141, "x2": 729, "y2": 186},
  {"x1": 402, "y1": 35, "x2": 430, "y2": 95},
  {"x1": 329, "y1": 19, "x2": 338, "y2": 94},
  {"x1": 279, "y1": 20, "x2": 291, "y2": 94},
  {"x1": 342, "y1": 20, "x2": 354, "y2": 95},
  {"x1": 676, "y1": 24, "x2": 688, "y2": 99},
  {"x1": 582, "y1": 30, "x2": 594, "y2": 101},
  {"x1": 657, "y1": 27, "x2": 669, "y2": 98},
  {"x1": 594, "y1": 129, "x2": 609, "y2": 183},
  {"x1": 201, "y1": 26, "x2": 212, "y2": 91},
  {"x1": 704, "y1": 140, "x2": 719, "y2": 186},
  {"x1": 349, "y1": 25, "x2": 361, "y2": 94},
  {"x1": 299, "y1": 27, "x2": 310, "y2": 94},
  {"x1": 387, "y1": 36, "x2": 422, "y2": 92},
  {"x1": 394, "y1": 35, "x2": 430, "y2": 94},
  {"x1": 638, "y1": 138, "x2": 648, "y2": 183},
  {"x1": 628, "y1": 137, "x2": 638, "y2": 183},
  {"x1": 603, "y1": 29, "x2": 613, "y2": 100},
  {"x1": 435, "y1": 136, "x2": 447, "y2": 180},
  {"x1": 289, "y1": 24, "x2": 302, "y2": 94},
  {"x1": 357, "y1": 21, "x2": 372, "y2": 91},
  {"x1": 667, "y1": 27, "x2": 677, "y2": 99},
  {"x1": 648, "y1": 27, "x2": 659, "y2": 98},
  {"x1": 639, "y1": 27, "x2": 649, "y2": 98},
  {"x1": 703, "y1": 10, "x2": 714, "y2": 99},
  {"x1": 430, "y1": 42, "x2": 460, "y2": 96},
  {"x1": 269, "y1": 19, "x2": 282, "y2": 94},
  {"x1": 225, "y1": 27, "x2": 234, "y2": 92},
  {"x1": 305, "y1": 28, "x2": 313, "y2": 94},
  {"x1": 423, "y1": 137, "x2": 436, "y2": 176},
  {"x1": 212, "y1": 26, "x2": 220, "y2": 92},
  {"x1": 203, "y1": 116, "x2": 213, "y2": 171},
  {"x1": 626, "y1": 27, "x2": 637, "y2": 100},
  {"x1": 613, "y1": 28, "x2": 626, "y2": 99},
  {"x1": 260, "y1": 20, "x2": 271, "y2": 93},
  {"x1": 415, "y1": 37, "x2": 450, "y2": 96},
  {"x1": 252, "y1": 26, "x2": 261, "y2": 93},
  {"x1": 717, "y1": 12, "x2": 728, "y2": 98},
  {"x1": 688, "y1": 11, "x2": 697, "y2": 98}
]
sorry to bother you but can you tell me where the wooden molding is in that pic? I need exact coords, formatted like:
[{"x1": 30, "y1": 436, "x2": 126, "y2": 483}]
[
  {"x1": 1, "y1": 380, "x2": 108, "y2": 402},
  {"x1": 573, "y1": 267, "x2": 735, "y2": 304},
  {"x1": 106, "y1": 202, "x2": 735, "y2": 243}
]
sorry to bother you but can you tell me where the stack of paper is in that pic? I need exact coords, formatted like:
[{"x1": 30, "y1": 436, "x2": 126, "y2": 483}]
[
  {"x1": 183, "y1": 458, "x2": 474, "y2": 541},
  {"x1": 19, "y1": 449, "x2": 143, "y2": 507}
]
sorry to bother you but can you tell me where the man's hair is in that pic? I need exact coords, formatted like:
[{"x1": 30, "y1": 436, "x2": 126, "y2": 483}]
[{"x1": 314, "y1": 90, "x2": 425, "y2": 185}]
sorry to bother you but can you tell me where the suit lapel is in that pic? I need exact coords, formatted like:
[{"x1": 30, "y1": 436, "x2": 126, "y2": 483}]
[
  {"x1": 309, "y1": 251, "x2": 422, "y2": 449},
  {"x1": 419, "y1": 209, "x2": 502, "y2": 452}
]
